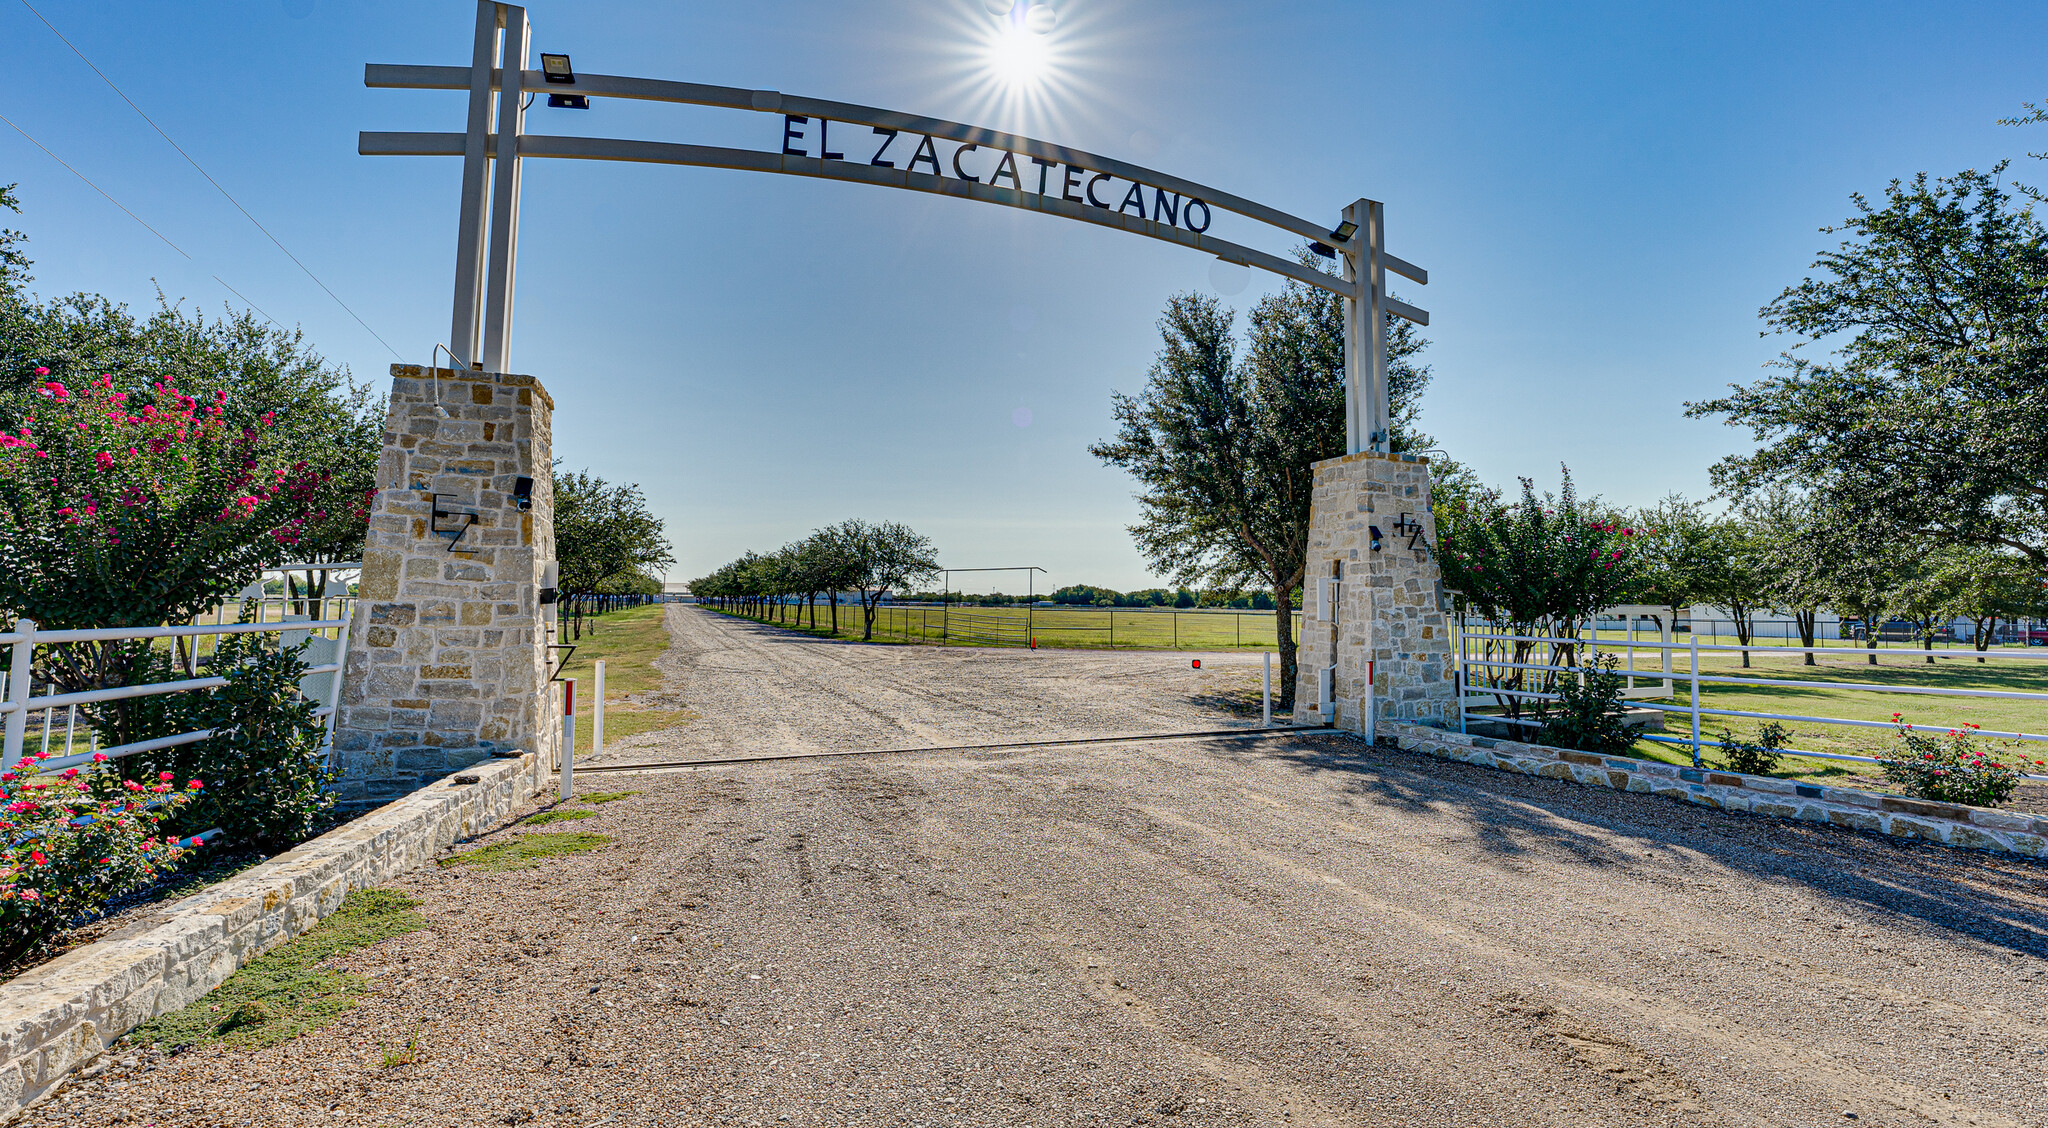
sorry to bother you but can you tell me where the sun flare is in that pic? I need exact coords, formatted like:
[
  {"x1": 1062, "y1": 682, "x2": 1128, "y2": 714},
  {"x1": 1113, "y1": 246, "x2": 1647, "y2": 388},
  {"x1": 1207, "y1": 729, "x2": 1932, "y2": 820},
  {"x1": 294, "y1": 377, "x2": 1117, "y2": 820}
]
[{"x1": 986, "y1": 20, "x2": 1051, "y2": 89}]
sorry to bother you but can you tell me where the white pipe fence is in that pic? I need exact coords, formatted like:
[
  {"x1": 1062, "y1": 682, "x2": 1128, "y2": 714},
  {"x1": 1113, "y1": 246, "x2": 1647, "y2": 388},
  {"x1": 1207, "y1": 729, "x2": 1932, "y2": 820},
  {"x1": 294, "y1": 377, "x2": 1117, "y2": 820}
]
[
  {"x1": 1455, "y1": 623, "x2": 2048, "y2": 778},
  {"x1": 0, "y1": 568, "x2": 356, "y2": 772}
]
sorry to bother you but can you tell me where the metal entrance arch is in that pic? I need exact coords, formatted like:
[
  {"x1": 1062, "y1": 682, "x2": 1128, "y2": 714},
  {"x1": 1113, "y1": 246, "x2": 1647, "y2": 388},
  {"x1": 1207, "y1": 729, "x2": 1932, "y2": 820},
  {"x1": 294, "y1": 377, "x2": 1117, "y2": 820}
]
[{"x1": 362, "y1": 1, "x2": 1430, "y2": 456}]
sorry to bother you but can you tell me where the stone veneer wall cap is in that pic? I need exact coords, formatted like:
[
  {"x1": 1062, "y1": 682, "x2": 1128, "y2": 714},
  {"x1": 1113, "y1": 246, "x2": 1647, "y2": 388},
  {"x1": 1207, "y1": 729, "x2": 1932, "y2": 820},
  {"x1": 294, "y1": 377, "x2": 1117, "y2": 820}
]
[
  {"x1": 386, "y1": 364, "x2": 555, "y2": 411},
  {"x1": 1319, "y1": 448, "x2": 1431, "y2": 469}
]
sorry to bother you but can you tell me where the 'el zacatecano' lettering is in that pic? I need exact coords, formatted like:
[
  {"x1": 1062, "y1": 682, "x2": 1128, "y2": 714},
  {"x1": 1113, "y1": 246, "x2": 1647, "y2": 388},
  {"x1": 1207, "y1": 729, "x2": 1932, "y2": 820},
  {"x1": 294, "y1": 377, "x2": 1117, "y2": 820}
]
[{"x1": 779, "y1": 115, "x2": 1213, "y2": 233}]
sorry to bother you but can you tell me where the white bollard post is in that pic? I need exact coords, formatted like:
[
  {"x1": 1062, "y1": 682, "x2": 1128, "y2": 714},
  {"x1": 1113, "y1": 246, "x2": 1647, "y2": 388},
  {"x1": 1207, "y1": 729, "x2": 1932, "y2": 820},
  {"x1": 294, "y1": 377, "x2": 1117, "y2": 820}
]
[
  {"x1": 1262, "y1": 652, "x2": 1272, "y2": 727},
  {"x1": 592, "y1": 659, "x2": 606, "y2": 758},
  {"x1": 560, "y1": 677, "x2": 576, "y2": 801}
]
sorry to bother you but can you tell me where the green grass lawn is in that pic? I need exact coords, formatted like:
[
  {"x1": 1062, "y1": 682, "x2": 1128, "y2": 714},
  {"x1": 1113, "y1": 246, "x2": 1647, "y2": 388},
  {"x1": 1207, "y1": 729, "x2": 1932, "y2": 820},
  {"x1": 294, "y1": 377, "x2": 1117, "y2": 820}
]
[
  {"x1": 712, "y1": 602, "x2": 1303, "y2": 651},
  {"x1": 554, "y1": 604, "x2": 692, "y2": 754}
]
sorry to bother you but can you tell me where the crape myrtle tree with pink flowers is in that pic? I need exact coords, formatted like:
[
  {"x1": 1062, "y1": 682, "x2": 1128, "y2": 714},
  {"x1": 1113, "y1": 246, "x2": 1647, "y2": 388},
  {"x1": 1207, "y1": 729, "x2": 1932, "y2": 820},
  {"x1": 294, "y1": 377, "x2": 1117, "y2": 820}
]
[
  {"x1": 1435, "y1": 466, "x2": 1648, "y2": 724},
  {"x1": 0, "y1": 187, "x2": 377, "y2": 729},
  {"x1": 0, "y1": 186, "x2": 375, "y2": 866}
]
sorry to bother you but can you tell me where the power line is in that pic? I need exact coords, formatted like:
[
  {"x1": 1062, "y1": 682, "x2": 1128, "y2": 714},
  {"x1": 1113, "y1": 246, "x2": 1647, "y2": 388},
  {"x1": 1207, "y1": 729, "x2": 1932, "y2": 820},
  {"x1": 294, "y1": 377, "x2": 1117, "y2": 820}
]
[
  {"x1": 0, "y1": 110, "x2": 284, "y2": 330},
  {"x1": 18, "y1": 0, "x2": 403, "y2": 360},
  {"x1": 0, "y1": 111, "x2": 189, "y2": 262}
]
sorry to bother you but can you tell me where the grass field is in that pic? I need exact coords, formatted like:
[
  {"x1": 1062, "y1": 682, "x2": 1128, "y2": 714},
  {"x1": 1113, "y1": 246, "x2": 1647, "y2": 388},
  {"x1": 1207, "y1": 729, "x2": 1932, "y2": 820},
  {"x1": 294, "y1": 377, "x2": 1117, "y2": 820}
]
[
  {"x1": 552, "y1": 604, "x2": 692, "y2": 754},
  {"x1": 715, "y1": 602, "x2": 1303, "y2": 650}
]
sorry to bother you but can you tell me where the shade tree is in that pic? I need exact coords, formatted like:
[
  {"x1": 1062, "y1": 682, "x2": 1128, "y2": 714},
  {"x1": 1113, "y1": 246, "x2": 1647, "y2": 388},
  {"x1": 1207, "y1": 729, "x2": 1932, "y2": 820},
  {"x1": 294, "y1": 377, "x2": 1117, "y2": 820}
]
[
  {"x1": 691, "y1": 520, "x2": 939, "y2": 643},
  {"x1": 1089, "y1": 253, "x2": 1432, "y2": 711},
  {"x1": 553, "y1": 467, "x2": 673, "y2": 637},
  {"x1": 1688, "y1": 168, "x2": 2048, "y2": 570}
]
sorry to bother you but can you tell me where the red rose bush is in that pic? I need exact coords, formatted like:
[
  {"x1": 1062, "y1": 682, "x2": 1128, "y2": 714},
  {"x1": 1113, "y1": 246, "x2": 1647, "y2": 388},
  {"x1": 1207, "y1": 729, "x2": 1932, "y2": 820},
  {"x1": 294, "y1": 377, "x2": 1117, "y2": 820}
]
[{"x1": 0, "y1": 748, "x2": 202, "y2": 964}]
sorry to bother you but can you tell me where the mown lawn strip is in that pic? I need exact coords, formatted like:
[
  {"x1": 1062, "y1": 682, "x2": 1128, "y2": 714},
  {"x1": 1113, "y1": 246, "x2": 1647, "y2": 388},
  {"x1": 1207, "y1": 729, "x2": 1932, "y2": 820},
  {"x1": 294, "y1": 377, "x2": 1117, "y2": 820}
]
[{"x1": 125, "y1": 888, "x2": 424, "y2": 1052}]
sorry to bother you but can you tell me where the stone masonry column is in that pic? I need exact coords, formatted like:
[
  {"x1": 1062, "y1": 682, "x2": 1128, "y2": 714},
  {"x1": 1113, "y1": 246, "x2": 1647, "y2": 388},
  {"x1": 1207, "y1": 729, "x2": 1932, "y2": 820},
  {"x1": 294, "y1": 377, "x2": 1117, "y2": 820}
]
[
  {"x1": 332, "y1": 364, "x2": 560, "y2": 803},
  {"x1": 1292, "y1": 451, "x2": 1455, "y2": 733}
]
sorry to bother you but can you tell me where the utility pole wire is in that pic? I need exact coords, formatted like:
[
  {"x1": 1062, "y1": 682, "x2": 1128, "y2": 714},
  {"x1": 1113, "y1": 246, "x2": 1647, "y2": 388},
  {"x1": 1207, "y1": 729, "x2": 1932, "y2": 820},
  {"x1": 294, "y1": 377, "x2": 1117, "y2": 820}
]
[
  {"x1": 0, "y1": 111, "x2": 188, "y2": 262},
  {"x1": 18, "y1": 0, "x2": 403, "y2": 360},
  {"x1": 0, "y1": 110, "x2": 284, "y2": 331}
]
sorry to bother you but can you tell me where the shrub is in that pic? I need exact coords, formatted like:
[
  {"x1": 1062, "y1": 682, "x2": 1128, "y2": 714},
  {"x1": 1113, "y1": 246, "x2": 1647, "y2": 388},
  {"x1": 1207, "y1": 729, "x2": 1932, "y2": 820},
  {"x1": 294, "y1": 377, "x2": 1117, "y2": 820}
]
[
  {"x1": 1879, "y1": 718, "x2": 2035, "y2": 808},
  {"x1": 0, "y1": 749, "x2": 200, "y2": 964},
  {"x1": 1716, "y1": 721, "x2": 1790, "y2": 776},
  {"x1": 1533, "y1": 654, "x2": 1635, "y2": 757},
  {"x1": 126, "y1": 630, "x2": 334, "y2": 853}
]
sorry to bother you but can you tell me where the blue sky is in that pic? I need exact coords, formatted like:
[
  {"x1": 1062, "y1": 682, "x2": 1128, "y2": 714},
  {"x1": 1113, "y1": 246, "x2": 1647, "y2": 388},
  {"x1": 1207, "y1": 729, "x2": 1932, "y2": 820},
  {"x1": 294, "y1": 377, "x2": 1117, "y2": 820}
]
[{"x1": 3, "y1": 0, "x2": 2044, "y2": 591}]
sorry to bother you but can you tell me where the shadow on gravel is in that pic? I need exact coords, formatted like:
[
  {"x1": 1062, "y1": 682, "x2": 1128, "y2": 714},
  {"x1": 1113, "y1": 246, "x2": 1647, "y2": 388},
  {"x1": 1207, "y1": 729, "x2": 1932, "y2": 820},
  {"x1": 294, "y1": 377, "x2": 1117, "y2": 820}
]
[{"x1": 1230, "y1": 732, "x2": 2048, "y2": 961}]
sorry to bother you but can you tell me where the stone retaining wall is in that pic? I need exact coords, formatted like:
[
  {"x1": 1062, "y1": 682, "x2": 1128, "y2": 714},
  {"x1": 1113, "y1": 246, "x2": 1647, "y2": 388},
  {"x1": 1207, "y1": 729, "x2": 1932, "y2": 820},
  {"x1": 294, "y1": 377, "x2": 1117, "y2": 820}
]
[
  {"x1": 0, "y1": 750, "x2": 549, "y2": 1122},
  {"x1": 1382, "y1": 720, "x2": 2047, "y2": 858}
]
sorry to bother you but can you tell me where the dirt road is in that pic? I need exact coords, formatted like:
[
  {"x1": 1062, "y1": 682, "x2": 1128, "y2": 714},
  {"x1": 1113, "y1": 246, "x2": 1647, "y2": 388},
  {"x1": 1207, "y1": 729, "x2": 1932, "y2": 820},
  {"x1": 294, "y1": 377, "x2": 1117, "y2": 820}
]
[
  {"x1": 591, "y1": 606, "x2": 1277, "y2": 765},
  {"x1": 33, "y1": 608, "x2": 2048, "y2": 1127}
]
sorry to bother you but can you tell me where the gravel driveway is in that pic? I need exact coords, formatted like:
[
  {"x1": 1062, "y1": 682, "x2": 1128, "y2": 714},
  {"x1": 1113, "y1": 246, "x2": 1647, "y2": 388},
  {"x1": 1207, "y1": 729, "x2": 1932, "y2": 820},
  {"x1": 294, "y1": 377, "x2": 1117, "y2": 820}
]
[
  {"x1": 29, "y1": 608, "x2": 2048, "y2": 1128},
  {"x1": 588, "y1": 606, "x2": 1277, "y2": 766}
]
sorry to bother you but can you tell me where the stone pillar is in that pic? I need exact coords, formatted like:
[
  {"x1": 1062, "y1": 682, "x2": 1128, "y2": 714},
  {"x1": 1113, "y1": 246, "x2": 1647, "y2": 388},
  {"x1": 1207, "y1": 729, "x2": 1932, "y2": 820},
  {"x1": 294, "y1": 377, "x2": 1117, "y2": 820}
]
[
  {"x1": 1292, "y1": 451, "x2": 1455, "y2": 734},
  {"x1": 333, "y1": 365, "x2": 559, "y2": 804}
]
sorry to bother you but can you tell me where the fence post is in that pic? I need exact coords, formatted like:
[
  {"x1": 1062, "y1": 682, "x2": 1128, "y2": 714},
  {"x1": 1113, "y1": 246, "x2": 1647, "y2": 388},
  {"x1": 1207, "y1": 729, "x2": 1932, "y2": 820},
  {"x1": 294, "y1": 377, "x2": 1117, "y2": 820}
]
[
  {"x1": 323, "y1": 601, "x2": 353, "y2": 761},
  {"x1": 2, "y1": 619, "x2": 34, "y2": 771},
  {"x1": 561, "y1": 677, "x2": 576, "y2": 801},
  {"x1": 1689, "y1": 634, "x2": 1702, "y2": 768},
  {"x1": 592, "y1": 659, "x2": 606, "y2": 758},
  {"x1": 1454, "y1": 609, "x2": 1466, "y2": 736}
]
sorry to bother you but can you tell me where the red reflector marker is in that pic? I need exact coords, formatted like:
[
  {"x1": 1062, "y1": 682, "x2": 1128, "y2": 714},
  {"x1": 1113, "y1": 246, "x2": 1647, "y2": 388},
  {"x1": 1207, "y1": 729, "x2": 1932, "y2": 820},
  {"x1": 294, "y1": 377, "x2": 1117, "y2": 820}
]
[{"x1": 1191, "y1": 659, "x2": 1201, "y2": 669}]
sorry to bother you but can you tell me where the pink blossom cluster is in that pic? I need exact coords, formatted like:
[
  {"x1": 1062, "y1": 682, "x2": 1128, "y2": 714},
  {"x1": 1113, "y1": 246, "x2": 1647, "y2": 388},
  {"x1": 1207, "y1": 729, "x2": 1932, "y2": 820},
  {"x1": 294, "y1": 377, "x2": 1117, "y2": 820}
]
[{"x1": 2, "y1": 365, "x2": 335, "y2": 547}]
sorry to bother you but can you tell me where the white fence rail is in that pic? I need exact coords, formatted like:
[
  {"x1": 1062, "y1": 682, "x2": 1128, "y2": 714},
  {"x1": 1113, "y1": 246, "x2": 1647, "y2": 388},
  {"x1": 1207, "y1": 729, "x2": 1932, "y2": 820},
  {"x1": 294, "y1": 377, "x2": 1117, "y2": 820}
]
[
  {"x1": 0, "y1": 568, "x2": 357, "y2": 772},
  {"x1": 1455, "y1": 624, "x2": 2048, "y2": 778}
]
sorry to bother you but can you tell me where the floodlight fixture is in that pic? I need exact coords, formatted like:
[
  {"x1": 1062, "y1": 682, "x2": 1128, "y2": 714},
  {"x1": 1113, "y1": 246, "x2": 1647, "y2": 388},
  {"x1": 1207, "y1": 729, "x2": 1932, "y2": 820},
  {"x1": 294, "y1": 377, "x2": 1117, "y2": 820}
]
[
  {"x1": 1330, "y1": 219, "x2": 1359, "y2": 243},
  {"x1": 541, "y1": 53, "x2": 575, "y2": 84},
  {"x1": 1309, "y1": 242, "x2": 1337, "y2": 259},
  {"x1": 547, "y1": 93, "x2": 590, "y2": 109},
  {"x1": 1369, "y1": 525, "x2": 1383, "y2": 552},
  {"x1": 512, "y1": 476, "x2": 534, "y2": 510}
]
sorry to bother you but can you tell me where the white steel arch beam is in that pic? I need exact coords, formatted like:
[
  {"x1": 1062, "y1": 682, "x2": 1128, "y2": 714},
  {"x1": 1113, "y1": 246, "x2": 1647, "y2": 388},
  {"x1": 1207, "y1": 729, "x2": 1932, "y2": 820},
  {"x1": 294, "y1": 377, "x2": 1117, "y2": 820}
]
[
  {"x1": 363, "y1": 63, "x2": 1430, "y2": 292},
  {"x1": 360, "y1": 127, "x2": 1428, "y2": 324}
]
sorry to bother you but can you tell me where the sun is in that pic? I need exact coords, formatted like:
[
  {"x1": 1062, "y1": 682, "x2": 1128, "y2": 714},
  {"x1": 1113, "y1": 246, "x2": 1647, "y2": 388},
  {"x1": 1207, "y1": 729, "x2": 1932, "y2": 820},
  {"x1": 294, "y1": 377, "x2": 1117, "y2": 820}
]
[
  {"x1": 930, "y1": 0, "x2": 1100, "y2": 137},
  {"x1": 986, "y1": 19, "x2": 1052, "y2": 89}
]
